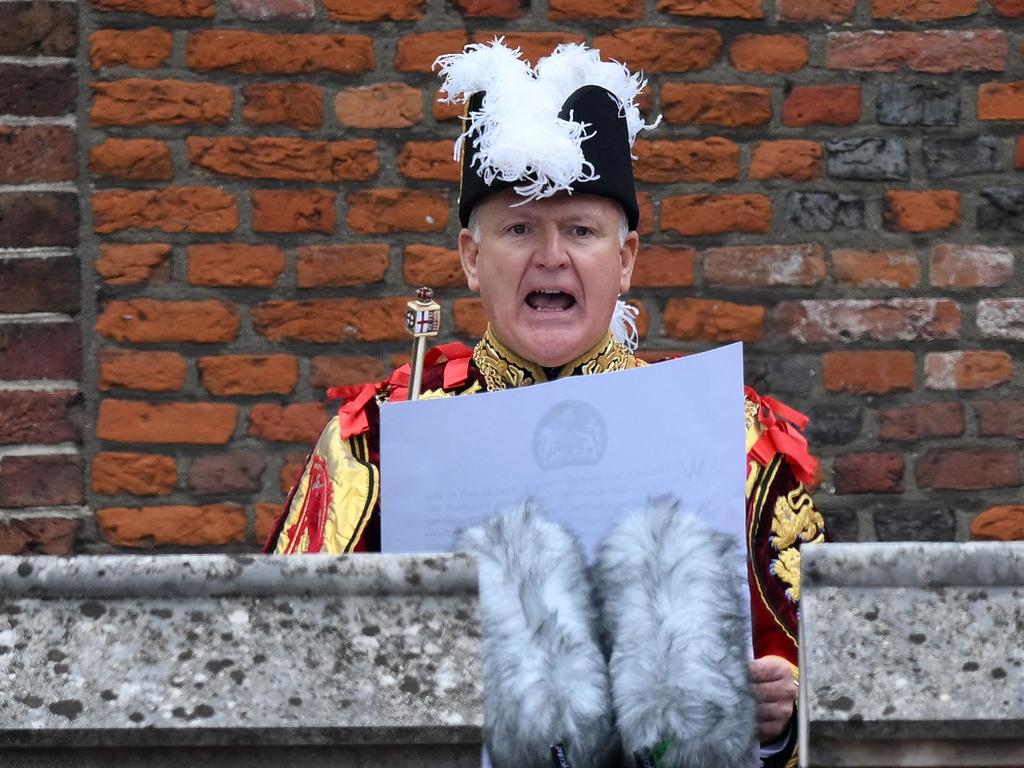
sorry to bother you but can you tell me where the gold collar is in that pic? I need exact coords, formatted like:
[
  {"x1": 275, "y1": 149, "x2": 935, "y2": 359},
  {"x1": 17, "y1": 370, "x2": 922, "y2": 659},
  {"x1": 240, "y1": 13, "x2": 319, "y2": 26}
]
[{"x1": 472, "y1": 324, "x2": 642, "y2": 391}]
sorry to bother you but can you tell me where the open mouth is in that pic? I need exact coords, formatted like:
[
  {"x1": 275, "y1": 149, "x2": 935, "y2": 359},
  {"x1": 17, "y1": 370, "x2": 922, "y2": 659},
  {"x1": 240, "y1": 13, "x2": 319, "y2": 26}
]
[{"x1": 525, "y1": 290, "x2": 576, "y2": 312}]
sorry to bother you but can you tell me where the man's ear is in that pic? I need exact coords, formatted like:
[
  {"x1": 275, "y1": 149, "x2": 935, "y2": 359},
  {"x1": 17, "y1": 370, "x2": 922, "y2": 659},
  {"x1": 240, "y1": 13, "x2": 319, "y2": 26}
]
[
  {"x1": 458, "y1": 228, "x2": 481, "y2": 292},
  {"x1": 619, "y1": 230, "x2": 640, "y2": 294}
]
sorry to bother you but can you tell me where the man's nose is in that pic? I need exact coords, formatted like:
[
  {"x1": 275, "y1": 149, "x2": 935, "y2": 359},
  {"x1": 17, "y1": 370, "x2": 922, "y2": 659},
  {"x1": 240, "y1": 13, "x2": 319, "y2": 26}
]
[{"x1": 533, "y1": 226, "x2": 570, "y2": 269}]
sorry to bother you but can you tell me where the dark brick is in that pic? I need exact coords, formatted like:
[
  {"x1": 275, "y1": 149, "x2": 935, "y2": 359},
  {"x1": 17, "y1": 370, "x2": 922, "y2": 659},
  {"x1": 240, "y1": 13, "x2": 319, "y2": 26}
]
[
  {"x1": 804, "y1": 405, "x2": 862, "y2": 445},
  {"x1": 923, "y1": 136, "x2": 999, "y2": 179},
  {"x1": 876, "y1": 82, "x2": 959, "y2": 126},
  {"x1": 0, "y1": 195, "x2": 79, "y2": 249},
  {"x1": 826, "y1": 137, "x2": 908, "y2": 181},
  {"x1": 0, "y1": 2, "x2": 77, "y2": 56},
  {"x1": 973, "y1": 401, "x2": 1024, "y2": 438},
  {"x1": 0, "y1": 64, "x2": 75, "y2": 117},
  {"x1": 188, "y1": 452, "x2": 267, "y2": 495},
  {"x1": 0, "y1": 126, "x2": 76, "y2": 184},
  {"x1": 0, "y1": 390, "x2": 82, "y2": 444},
  {"x1": 878, "y1": 402, "x2": 964, "y2": 442},
  {"x1": 875, "y1": 506, "x2": 955, "y2": 542},
  {"x1": 823, "y1": 508, "x2": 858, "y2": 543},
  {"x1": 0, "y1": 323, "x2": 80, "y2": 380},
  {"x1": 0, "y1": 256, "x2": 80, "y2": 313},
  {"x1": 916, "y1": 448, "x2": 1021, "y2": 490},
  {"x1": 978, "y1": 187, "x2": 1024, "y2": 232},
  {"x1": 744, "y1": 354, "x2": 816, "y2": 397},
  {"x1": 0, "y1": 455, "x2": 83, "y2": 507},
  {"x1": 833, "y1": 452, "x2": 904, "y2": 494},
  {"x1": 786, "y1": 192, "x2": 865, "y2": 231},
  {"x1": 0, "y1": 517, "x2": 79, "y2": 554}
]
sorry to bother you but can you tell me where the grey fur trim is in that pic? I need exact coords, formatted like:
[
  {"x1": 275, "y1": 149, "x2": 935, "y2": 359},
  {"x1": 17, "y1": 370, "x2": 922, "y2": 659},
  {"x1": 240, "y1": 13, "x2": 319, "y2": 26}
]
[
  {"x1": 457, "y1": 503, "x2": 618, "y2": 768},
  {"x1": 596, "y1": 498, "x2": 757, "y2": 768}
]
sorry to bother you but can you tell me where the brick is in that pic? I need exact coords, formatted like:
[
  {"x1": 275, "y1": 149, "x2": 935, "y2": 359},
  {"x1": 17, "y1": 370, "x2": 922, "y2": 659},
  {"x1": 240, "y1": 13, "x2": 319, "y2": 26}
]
[
  {"x1": 777, "y1": 0, "x2": 855, "y2": 20},
  {"x1": 822, "y1": 350, "x2": 915, "y2": 395},
  {"x1": 96, "y1": 299, "x2": 239, "y2": 343},
  {"x1": 826, "y1": 138, "x2": 908, "y2": 181},
  {"x1": 782, "y1": 85, "x2": 860, "y2": 126},
  {"x1": 749, "y1": 140, "x2": 821, "y2": 181},
  {"x1": 298, "y1": 244, "x2": 389, "y2": 288},
  {"x1": 978, "y1": 187, "x2": 1024, "y2": 231},
  {"x1": 251, "y1": 189, "x2": 335, "y2": 234},
  {"x1": 398, "y1": 140, "x2": 459, "y2": 182},
  {"x1": 249, "y1": 403, "x2": 327, "y2": 444},
  {"x1": 658, "y1": 0, "x2": 763, "y2": 17},
  {"x1": 347, "y1": 189, "x2": 448, "y2": 234},
  {"x1": 827, "y1": 31, "x2": 1007, "y2": 73},
  {"x1": 922, "y1": 136, "x2": 998, "y2": 178},
  {"x1": 633, "y1": 138, "x2": 739, "y2": 183},
  {"x1": 877, "y1": 507, "x2": 956, "y2": 541},
  {"x1": 454, "y1": 0, "x2": 523, "y2": 14},
  {"x1": 930, "y1": 244, "x2": 1012, "y2": 288},
  {"x1": 550, "y1": 0, "x2": 640, "y2": 17},
  {"x1": 394, "y1": 31, "x2": 469, "y2": 73},
  {"x1": 925, "y1": 351, "x2": 1012, "y2": 390},
  {"x1": 92, "y1": 0, "x2": 211, "y2": 15},
  {"x1": 992, "y1": 0, "x2": 1024, "y2": 12},
  {"x1": 0, "y1": 518, "x2": 79, "y2": 555},
  {"x1": 704, "y1": 243, "x2": 825, "y2": 287},
  {"x1": 0, "y1": 456, "x2": 82, "y2": 508},
  {"x1": 92, "y1": 451, "x2": 176, "y2": 496},
  {"x1": 187, "y1": 244, "x2": 285, "y2": 288},
  {"x1": 0, "y1": 390, "x2": 81, "y2": 445},
  {"x1": 93, "y1": 187, "x2": 237, "y2": 234},
  {"x1": 662, "y1": 83, "x2": 771, "y2": 127},
  {"x1": 323, "y1": 0, "x2": 423, "y2": 19},
  {"x1": 0, "y1": 255, "x2": 79, "y2": 312},
  {"x1": 0, "y1": 126, "x2": 76, "y2": 184},
  {"x1": 1016, "y1": 138, "x2": 1024, "y2": 170},
  {"x1": 97, "y1": 400, "x2": 238, "y2": 445},
  {"x1": 591, "y1": 28, "x2": 721, "y2": 72},
  {"x1": 917, "y1": 448, "x2": 1021, "y2": 490},
  {"x1": 977, "y1": 299, "x2": 1024, "y2": 340},
  {"x1": 872, "y1": 0, "x2": 976, "y2": 18},
  {"x1": 471, "y1": 32, "x2": 586, "y2": 65},
  {"x1": 254, "y1": 502, "x2": 281, "y2": 543},
  {"x1": 729, "y1": 34, "x2": 807, "y2": 73},
  {"x1": 774, "y1": 299, "x2": 960, "y2": 343},
  {"x1": 242, "y1": 83, "x2": 322, "y2": 131},
  {"x1": 804, "y1": 405, "x2": 862, "y2": 446},
  {"x1": 90, "y1": 79, "x2": 231, "y2": 128},
  {"x1": 99, "y1": 349, "x2": 186, "y2": 392},
  {"x1": 978, "y1": 83, "x2": 1024, "y2": 120},
  {"x1": 90, "y1": 28, "x2": 172, "y2": 69},
  {"x1": 335, "y1": 83, "x2": 422, "y2": 129},
  {"x1": 884, "y1": 190, "x2": 959, "y2": 232},
  {"x1": 971, "y1": 506, "x2": 1024, "y2": 541},
  {"x1": 0, "y1": 2, "x2": 76, "y2": 56},
  {"x1": 188, "y1": 452, "x2": 266, "y2": 495},
  {"x1": 663, "y1": 298, "x2": 764, "y2": 342},
  {"x1": 199, "y1": 355, "x2": 298, "y2": 395},
  {"x1": 310, "y1": 356, "x2": 384, "y2": 388},
  {"x1": 187, "y1": 137, "x2": 377, "y2": 182},
  {"x1": 746, "y1": 353, "x2": 816, "y2": 397},
  {"x1": 974, "y1": 401, "x2": 1024, "y2": 438},
  {"x1": 187, "y1": 31, "x2": 374, "y2": 74},
  {"x1": 96, "y1": 243, "x2": 171, "y2": 285},
  {"x1": 279, "y1": 453, "x2": 307, "y2": 494},
  {"x1": 877, "y1": 82, "x2": 959, "y2": 126},
  {"x1": 833, "y1": 453, "x2": 904, "y2": 494},
  {"x1": 402, "y1": 245, "x2": 465, "y2": 288},
  {"x1": 453, "y1": 298, "x2": 487, "y2": 337},
  {"x1": 878, "y1": 402, "x2": 964, "y2": 442},
  {"x1": 636, "y1": 192, "x2": 654, "y2": 237},
  {"x1": 253, "y1": 297, "x2": 409, "y2": 342},
  {"x1": 0, "y1": 64, "x2": 75, "y2": 117},
  {"x1": 232, "y1": 0, "x2": 314, "y2": 18},
  {"x1": 662, "y1": 194, "x2": 771, "y2": 236},
  {"x1": 631, "y1": 246, "x2": 696, "y2": 288},
  {"x1": 0, "y1": 193, "x2": 78, "y2": 248},
  {"x1": 0, "y1": 323, "x2": 80, "y2": 381},
  {"x1": 832, "y1": 249, "x2": 919, "y2": 288},
  {"x1": 97, "y1": 504, "x2": 245, "y2": 547},
  {"x1": 90, "y1": 139, "x2": 173, "y2": 181},
  {"x1": 786, "y1": 192, "x2": 864, "y2": 231}
]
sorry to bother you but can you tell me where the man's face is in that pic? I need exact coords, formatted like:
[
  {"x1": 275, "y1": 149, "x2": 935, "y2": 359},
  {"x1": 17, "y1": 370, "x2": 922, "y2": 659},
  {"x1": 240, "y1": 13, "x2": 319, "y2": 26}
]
[{"x1": 459, "y1": 190, "x2": 639, "y2": 368}]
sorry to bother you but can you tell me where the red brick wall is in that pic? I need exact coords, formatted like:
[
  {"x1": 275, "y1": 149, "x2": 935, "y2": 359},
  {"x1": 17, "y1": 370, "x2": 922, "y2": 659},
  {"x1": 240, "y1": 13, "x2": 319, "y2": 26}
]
[{"x1": 2, "y1": 0, "x2": 1023, "y2": 552}]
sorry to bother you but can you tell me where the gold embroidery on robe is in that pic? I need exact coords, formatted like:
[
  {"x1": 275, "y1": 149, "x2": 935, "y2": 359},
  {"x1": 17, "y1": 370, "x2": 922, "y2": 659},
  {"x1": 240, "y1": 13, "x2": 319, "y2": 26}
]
[{"x1": 769, "y1": 484, "x2": 824, "y2": 602}]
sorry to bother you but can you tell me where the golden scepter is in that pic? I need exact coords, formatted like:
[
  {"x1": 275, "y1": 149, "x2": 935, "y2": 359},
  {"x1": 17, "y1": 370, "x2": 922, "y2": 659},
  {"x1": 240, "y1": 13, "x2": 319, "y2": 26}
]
[{"x1": 405, "y1": 286, "x2": 441, "y2": 401}]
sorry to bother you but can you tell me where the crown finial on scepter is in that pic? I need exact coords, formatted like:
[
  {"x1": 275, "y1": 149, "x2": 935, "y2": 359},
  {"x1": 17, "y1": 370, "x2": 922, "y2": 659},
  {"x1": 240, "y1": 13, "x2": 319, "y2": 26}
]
[{"x1": 405, "y1": 286, "x2": 441, "y2": 401}]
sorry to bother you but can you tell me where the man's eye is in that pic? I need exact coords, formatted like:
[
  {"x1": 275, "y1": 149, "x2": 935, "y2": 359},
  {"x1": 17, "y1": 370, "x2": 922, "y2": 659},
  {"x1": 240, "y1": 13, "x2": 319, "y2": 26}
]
[
  {"x1": 509, "y1": 223, "x2": 528, "y2": 235},
  {"x1": 572, "y1": 226, "x2": 592, "y2": 237}
]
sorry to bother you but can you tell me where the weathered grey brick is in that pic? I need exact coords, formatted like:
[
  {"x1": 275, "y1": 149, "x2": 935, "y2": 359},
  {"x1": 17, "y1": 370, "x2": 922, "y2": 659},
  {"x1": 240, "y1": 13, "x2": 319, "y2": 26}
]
[
  {"x1": 805, "y1": 405, "x2": 863, "y2": 446},
  {"x1": 826, "y1": 137, "x2": 908, "y2": 181},
  {"x1": 0, "y1": 64, "x2": 75, "y2": 117},
  {"x1": 0, "y1": 2, "x2": 77, "y2": 57},
  {"x1": 923, "y1": 136, "x2": 999, "y2": 179},
  {"x1": 875, "y1": 506, "x2": 956, "y2": 542},
  {"x1": 786, "y1": 192, "x2": 865, "y2": 231},
  {"x1": 745, "y1": 354, "x2": 817, "y2": 397},
  {"x1": 978, "y1": 187, "x2": 1024, "y2": 232},
  {"x1": 876, "y1": 82, "x2": 959, "y2": 126}
]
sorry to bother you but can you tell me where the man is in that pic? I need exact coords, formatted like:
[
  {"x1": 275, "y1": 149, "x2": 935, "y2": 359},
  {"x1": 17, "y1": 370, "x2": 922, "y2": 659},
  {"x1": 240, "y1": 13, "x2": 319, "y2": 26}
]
[{"x1": 265, "y1": 41, "x2": 824, "y2": 768}]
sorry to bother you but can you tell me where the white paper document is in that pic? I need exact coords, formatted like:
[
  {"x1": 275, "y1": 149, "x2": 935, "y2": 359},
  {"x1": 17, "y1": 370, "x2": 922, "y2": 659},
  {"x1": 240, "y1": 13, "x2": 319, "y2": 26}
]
[{"x1": 379, "y1": 342, "x2": 747, "y2": 560}]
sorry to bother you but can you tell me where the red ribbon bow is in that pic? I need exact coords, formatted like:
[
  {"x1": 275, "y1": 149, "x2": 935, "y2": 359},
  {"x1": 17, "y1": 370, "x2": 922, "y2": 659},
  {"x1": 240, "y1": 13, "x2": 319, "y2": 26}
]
[{"x1": 745, "y1": 386, "x2": 818, "y2": 487}]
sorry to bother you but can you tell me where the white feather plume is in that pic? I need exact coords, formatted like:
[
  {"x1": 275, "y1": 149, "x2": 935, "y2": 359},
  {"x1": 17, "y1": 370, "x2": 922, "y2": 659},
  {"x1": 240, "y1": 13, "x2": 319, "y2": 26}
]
[
  {"x1": 610, "y1": 299, "x2": 640, "y2": 353},
  {"x1": 596, "y1": 498, "x2": 757, "y2": 768},
  {"x1": 457, "y1": 502, "x2": 618, "y2": 768}
]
